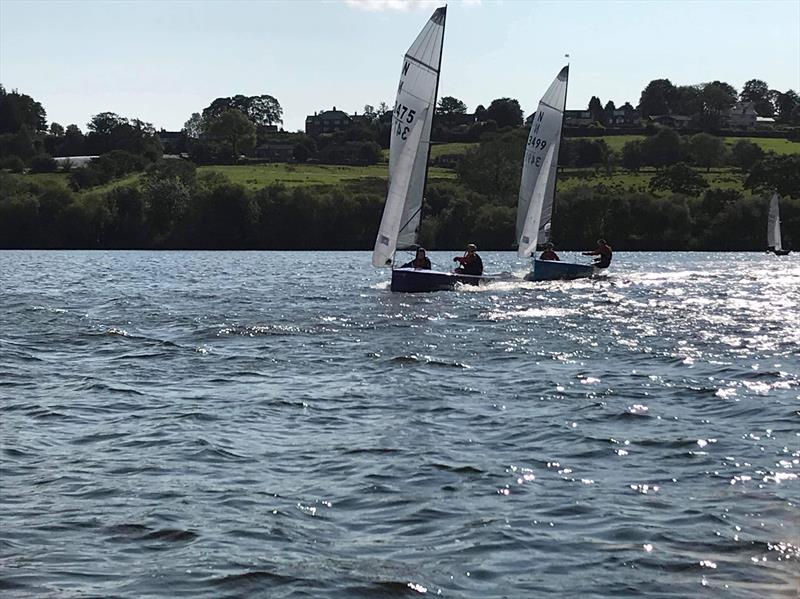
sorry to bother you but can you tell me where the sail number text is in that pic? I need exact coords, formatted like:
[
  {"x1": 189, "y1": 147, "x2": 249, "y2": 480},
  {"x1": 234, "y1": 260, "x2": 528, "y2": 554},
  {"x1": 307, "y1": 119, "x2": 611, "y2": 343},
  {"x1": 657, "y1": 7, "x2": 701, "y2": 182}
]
[
  {"x1": 526, "y1": 136, "x2": 549, "y2": 166},
  {"x1": 394, "y1": 102, "x2": 417, "y2": 140}
]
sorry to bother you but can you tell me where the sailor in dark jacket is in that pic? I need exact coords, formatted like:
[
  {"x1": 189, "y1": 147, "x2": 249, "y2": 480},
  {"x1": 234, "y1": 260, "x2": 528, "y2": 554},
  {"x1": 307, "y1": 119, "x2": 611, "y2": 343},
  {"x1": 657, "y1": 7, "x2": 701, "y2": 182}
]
[{"x1": 401, "y1": 247, "x2": 432, "y2": 269}]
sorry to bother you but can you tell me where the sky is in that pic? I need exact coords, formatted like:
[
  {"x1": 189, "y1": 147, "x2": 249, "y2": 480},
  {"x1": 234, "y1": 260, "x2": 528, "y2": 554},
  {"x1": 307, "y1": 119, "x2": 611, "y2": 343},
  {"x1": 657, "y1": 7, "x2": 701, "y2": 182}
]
[{"x1": 1, "y1": 0, "x2": 798, "y2": 133}]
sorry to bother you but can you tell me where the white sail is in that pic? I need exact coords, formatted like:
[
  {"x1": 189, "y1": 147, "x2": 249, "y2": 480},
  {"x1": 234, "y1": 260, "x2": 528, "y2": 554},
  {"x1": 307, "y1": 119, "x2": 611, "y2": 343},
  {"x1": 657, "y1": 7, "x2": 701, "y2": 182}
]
[
  {"x1": 516, "y1": 66, "x2": 569, "y2": 257},
  {"x1": 767, "y1": 193, "x2": 782, "y2": 251},
  {"x1": 518, "y1": 145, "x2": 555, "y2": 258},
  {"x1": 372, "y1": 110, "x2": 429, "y2": 267},
  {"x1": 372, "y1": 6, "x2": 446, "y2": 268}
]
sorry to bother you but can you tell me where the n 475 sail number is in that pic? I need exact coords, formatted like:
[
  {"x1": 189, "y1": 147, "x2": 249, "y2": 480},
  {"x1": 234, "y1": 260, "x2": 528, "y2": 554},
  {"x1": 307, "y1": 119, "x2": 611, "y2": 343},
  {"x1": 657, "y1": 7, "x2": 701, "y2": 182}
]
[{"x1": 394, "y1": 102, "x2": 417, "y2": 140}]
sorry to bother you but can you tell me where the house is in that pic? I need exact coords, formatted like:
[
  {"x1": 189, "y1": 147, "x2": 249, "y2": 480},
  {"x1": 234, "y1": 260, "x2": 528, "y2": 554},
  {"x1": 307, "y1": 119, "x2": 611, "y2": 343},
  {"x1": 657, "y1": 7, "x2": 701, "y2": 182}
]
[
  {"x1": 306, "y1": 107, "x2": 361, "y2": 136},
  {"x1": 564, "y1": 110, "x2": 593, "y2": 127},
  {"x1": 727, "y1": 102, "x2": 759, "y2": 129},
  {"x1": 254, "y1": 142, "x2": 295, "y2": 162},
  {"x1": 649, "y1": 114, "x2": 692, "y2": 130},
  {"x1": 158, "y1": 130, "x2": 185, "y2": 153},
  {"x1": 608, "y1": 108, "x2": 640, "y2": 126}
]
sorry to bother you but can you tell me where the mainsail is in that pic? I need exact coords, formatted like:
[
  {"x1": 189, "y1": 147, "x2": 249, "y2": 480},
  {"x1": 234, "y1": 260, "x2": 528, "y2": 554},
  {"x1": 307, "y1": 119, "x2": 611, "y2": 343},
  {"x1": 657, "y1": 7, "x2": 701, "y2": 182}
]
[
  {"x1": 516, "y1": 66, "x2": 569, "y2": 258},
  {"x1": 372, "y1": 6, "x2": 446, "y2": 268},
  {"x1": 767, "y1": 193, "x2": 782, "y2": 251}
]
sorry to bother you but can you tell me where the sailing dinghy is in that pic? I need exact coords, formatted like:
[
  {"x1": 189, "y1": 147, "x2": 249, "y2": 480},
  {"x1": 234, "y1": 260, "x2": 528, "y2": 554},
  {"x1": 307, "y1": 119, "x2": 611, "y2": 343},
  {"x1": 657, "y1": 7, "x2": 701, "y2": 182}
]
[
  {"x1": 517, "y1": 66, "x2": 595, "y2": 281},
  {"x1": 372, "y1": 6, "x2": 496, "y2": 292},
  {"x1": 767, "y1": 193, "x2": 791, "y2": 255}
]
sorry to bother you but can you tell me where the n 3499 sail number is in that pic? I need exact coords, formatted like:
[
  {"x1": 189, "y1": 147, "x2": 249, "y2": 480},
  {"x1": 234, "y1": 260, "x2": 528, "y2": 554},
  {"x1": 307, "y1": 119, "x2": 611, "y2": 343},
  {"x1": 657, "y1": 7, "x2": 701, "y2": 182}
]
[
  {"x1": 525, "y1": 137, "x2": 549, "y2": 166},
  {"x1": 394, "y1": 102, "x2": 417, "y2": 140}
]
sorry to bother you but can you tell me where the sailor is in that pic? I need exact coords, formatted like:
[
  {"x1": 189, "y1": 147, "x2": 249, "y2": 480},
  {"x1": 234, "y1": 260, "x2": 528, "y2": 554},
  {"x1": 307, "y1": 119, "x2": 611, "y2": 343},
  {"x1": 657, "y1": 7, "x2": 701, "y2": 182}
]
[
  {"x1": 401, "y1": 247, "x2": 431, "y2": 269},
  {"x1": 539, "y1": 242, "x2": 560, "y2": 261},
  {"x1": 453, "y1": 243, "x2": 483, "y2": 275},
  {"x1": 582, "y1": 239, "x2": 612, "y2": 268}
]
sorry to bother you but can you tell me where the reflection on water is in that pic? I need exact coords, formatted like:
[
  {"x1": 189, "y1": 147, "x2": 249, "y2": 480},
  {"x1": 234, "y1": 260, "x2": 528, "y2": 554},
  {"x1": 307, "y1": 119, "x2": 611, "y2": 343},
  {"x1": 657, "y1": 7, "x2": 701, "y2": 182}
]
[{"x1": 1, "y1": 250, "x2": 798, "y2": 598}]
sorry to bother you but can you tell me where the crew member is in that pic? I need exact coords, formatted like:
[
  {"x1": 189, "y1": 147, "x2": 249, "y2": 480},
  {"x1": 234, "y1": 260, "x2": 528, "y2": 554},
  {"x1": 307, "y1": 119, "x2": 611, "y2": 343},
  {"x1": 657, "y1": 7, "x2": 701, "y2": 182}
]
[
  {"x1": 453, "y1": 243, "x2": 483, "y2": 276},
  {"x1": 582, "y1": 239, "x2": 612, "y2": 268}
]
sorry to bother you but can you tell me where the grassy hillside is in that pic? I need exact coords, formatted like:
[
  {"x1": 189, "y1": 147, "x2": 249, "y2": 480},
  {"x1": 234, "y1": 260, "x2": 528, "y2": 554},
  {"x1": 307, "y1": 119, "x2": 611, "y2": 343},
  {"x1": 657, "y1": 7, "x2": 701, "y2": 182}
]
[{"x1": 198, "y1": 163, "x2": 454, "y2": 189}]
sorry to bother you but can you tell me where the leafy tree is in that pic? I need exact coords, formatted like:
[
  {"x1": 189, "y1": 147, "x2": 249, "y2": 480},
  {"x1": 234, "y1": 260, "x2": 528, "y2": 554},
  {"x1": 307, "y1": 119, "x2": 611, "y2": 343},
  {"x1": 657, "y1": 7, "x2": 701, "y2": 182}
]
[
  {"x1": 485, "y1": 98, "x2": 523, "y2": 129},
  {"x1": 0, "y1": 85, "x2": 47, "y2": 133},
  {"x1": 457, "y1": 129, "x2": 525, "y2": 202},
  {"x1": 638, "y1": 79, "x2": 677, "y2": 117},
  {"x1": 27, "y1": 153, "x2": 58, "y2": 173},
  {"x1": 202, "y1": 94, "x2": 283, "y2": 127},
  {"x1": 774, "y1": 90, "x2": 799, "y2": 123},
  {"x1": 474, "y1": 104, "x2": 487, "y2": 122},
  {"x1": 603, "y1": 100, "x2": 616, "y2": 123},
  {"x1": 641, "y1": 127, "x2": 682, "y2": 168},
  {"x1": 437, "y1": 96, "x2": 468, "y2": 115},
  {"x1": 729, "y1": 139, "x2": 764, "y2": 172},
  {"x1": 205, "y1": 109, "x2": 256, "y2": 160},
  {"x1": 740, "y1": 79, "x2": 774, "y2": 117},
  {"x1": 1, "y1": 155, "x2": 25, "y2": 172},
  {"x1": 673, "y1": 85, "x2": 702, "y2": 115},
  {"x1": 686, "y1": 133, "x2": 727, "y2": 171},
  {"x1": 745, "y1": 155, "x2": 800, "y2": 198},
  {"x1": 49, "y1": 122, "x2": 64, "y2": 136},
  {"x1": 588, "y1": 96, "x2": 604, "y2": 124},
  {"x1": 183, "y1": 112, "x2": 203, "y2": 138},
  {"x1": 701, "y1": 81, "x2": 737, "y2": 114},
  {"x1": 58, "y1": 124, "x2": 87, "y2": 156},
  {"x1": 621, "y1": 140, "x2": 644, "y2": 171},
  {"x1": 362, "y1": 104, "x2": 377, "y2": 122},
  {"x1": 650, "y1": 163, "x2": 709, "y2": 195}
]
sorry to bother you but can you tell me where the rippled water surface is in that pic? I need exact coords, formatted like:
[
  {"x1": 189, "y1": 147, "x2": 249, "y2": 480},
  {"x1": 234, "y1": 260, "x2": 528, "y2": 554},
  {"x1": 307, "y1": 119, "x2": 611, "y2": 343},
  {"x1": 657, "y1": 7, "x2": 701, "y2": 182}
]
[{"x1": 1, "y1": 250, "x2": 798, "y2": 598}]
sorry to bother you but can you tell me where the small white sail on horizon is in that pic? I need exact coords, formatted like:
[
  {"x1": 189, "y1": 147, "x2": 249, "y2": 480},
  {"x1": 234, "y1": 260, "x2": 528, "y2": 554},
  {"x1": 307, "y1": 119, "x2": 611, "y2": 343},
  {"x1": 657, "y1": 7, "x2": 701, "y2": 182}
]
[
  {"x1": 767, "y1": 193, "x2": 782, "y2": 252},
  {"x1": 372, "y1": 6, "x2": 446, "y2": 268},
  {"x1": 517, "y1": 66, "x2": 569, "y2": 258}
]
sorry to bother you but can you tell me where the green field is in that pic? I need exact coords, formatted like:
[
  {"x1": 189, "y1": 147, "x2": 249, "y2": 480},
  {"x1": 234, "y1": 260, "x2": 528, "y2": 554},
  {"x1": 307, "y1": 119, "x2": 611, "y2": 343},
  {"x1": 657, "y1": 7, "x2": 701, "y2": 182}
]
[
  {"x1": 199, "y1": 163, "x2": 454, "y2": 189},
  {"x1": 572, "y1": 135, "x2": 800, "y2": 155},
  {"x1": 557, "y1": 166, "x2": 747, "y2": 194}
]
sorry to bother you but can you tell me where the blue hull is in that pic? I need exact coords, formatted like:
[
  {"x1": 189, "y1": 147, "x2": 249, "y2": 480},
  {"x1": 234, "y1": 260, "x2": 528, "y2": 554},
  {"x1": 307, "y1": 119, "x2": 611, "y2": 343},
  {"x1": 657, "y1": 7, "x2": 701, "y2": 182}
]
[
  {"x1": 525, "y1": 259, "x2": 595, "y2": 281},
  {"x1": 390, "y1": 268, "x2": 490, "y2": 293}
]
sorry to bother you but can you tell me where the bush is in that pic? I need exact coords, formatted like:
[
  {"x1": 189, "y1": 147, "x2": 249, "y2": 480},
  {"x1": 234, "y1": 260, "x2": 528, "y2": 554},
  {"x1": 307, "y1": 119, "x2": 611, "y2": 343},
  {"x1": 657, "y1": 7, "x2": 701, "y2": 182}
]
[
  {"x1": 28, "y1": 153, "x2": 58, "y2": 173},
  {"x1": 1, "y1": 155, "x2": 25, "y2": 173}
]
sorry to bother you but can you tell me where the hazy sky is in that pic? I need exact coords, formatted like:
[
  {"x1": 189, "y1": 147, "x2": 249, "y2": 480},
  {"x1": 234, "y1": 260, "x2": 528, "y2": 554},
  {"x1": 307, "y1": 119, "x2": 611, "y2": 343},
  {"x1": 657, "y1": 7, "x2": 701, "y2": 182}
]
[{"x1": 1, "y1": 0, "x2": 798, "y2": 132}]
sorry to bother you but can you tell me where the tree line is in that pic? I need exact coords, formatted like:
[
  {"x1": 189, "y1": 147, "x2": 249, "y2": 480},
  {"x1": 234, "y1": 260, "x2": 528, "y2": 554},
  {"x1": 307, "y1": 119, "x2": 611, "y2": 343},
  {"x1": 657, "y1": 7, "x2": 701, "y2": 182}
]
[{"x1": 1, "y1": 145, "x2": 797, "y2": 251}]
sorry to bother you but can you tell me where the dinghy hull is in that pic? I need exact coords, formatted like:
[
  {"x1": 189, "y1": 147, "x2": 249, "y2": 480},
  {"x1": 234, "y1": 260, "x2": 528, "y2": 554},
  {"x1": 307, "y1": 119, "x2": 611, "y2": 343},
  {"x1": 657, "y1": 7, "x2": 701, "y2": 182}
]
[
  {"x1": 525, "y1": 259, "x2": 595, "y2": 281},
  {"x1": 390, "y1": 268, "x2": 490, "y2": 292}
]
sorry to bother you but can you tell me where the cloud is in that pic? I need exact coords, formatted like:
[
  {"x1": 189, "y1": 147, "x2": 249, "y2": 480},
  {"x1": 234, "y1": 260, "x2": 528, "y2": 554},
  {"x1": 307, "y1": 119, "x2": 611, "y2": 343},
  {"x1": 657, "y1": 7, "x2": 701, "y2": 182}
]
[{"x1": 345, "y1": 0, "x2": 481, "y2": 11}]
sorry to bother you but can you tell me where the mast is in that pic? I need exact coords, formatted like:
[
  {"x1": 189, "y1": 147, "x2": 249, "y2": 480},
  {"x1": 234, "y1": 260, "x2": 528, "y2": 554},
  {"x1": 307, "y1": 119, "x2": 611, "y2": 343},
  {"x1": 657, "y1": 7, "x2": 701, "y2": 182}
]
[
  {"x1": 548, "y1": 61, "x2": 569, "y2": 247},
  {"x1": 413, "y1": 4, "x2": 447, "y2": 249}
]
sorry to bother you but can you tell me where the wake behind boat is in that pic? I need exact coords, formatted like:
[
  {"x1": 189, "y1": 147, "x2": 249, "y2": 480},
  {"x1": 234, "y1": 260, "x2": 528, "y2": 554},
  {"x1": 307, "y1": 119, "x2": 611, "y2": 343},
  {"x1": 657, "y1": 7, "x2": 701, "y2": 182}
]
[{"x1": 517, "y1": 66, "x2": 598, "y2": 282}]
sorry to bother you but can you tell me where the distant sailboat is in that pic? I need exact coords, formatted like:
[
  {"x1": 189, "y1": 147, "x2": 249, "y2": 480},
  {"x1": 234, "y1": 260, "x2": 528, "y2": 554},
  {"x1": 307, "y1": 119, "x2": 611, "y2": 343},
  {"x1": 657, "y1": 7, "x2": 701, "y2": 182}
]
[
  {"x1": 517, "y1": 66, "x2": 596, "y2": 281},
  {"x1": 767, "y1": 193, "x2": 791, "y2": 255},
  {"x1": 372, "y1": 6, "x2": 496, "y2": 292}
]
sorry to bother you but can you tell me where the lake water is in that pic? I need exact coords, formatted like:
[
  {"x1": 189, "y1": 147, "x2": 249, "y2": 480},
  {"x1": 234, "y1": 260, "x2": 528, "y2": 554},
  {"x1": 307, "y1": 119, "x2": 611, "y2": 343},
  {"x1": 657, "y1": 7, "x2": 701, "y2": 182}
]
[{"x1": 1, "y1": 250, "x2": 798, "y2": 598}]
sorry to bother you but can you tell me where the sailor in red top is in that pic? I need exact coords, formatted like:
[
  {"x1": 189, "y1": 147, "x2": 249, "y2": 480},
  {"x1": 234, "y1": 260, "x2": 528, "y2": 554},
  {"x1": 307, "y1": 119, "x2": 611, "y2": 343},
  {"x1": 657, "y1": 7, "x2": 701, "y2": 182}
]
[{"x1": 582, "y1": 239, "x2": 612, "y2": 268}]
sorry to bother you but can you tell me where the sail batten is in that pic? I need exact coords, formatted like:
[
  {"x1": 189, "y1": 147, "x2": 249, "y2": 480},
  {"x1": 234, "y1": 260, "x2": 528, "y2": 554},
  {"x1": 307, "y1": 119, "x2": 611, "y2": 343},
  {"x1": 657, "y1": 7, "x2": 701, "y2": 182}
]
[
  {"x1": 372, "y1": 6, "x2": 446, "y2": 268},
  {"x1": 516, "y1": 66, "x2": 569, "y2": 256}
]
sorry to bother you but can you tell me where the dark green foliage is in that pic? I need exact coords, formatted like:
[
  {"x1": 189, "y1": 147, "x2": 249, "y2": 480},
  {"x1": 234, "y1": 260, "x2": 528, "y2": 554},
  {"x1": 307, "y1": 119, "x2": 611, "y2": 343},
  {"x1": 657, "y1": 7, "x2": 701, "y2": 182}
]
[
  {"x1": 729, "y1": 140, "x2": 764, "y2": 172},
  {"x1": 621, "y1": 140, "x2": 644, "y2": 172},
  {"x1": 641, "y1": 127, "x2": 682, "y2": 168},
  {"x1": 0, "y1": 85, "x2": 47, "y2": 133},
  {"x1": 686, "y1": 133, "x2": 727, "y2": 171},
  {"x1": 485, "y1": 98, "x2": 523, "y2": 129},
  {"x1": 1, "y1": 154, "x2": 25, "y2": 172},
  {"x1": 27, "y1": 153, "x2": 58, "y2": 173},
  {"x1": 650, "y1": 163, "x2": 709, "y2": 195},
  {"x1": 745, "y1": 155, "x2": 800, "y2": 198},
  {"x1": 457, "y1": 129, "x2": 525, "y2": 202}
]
